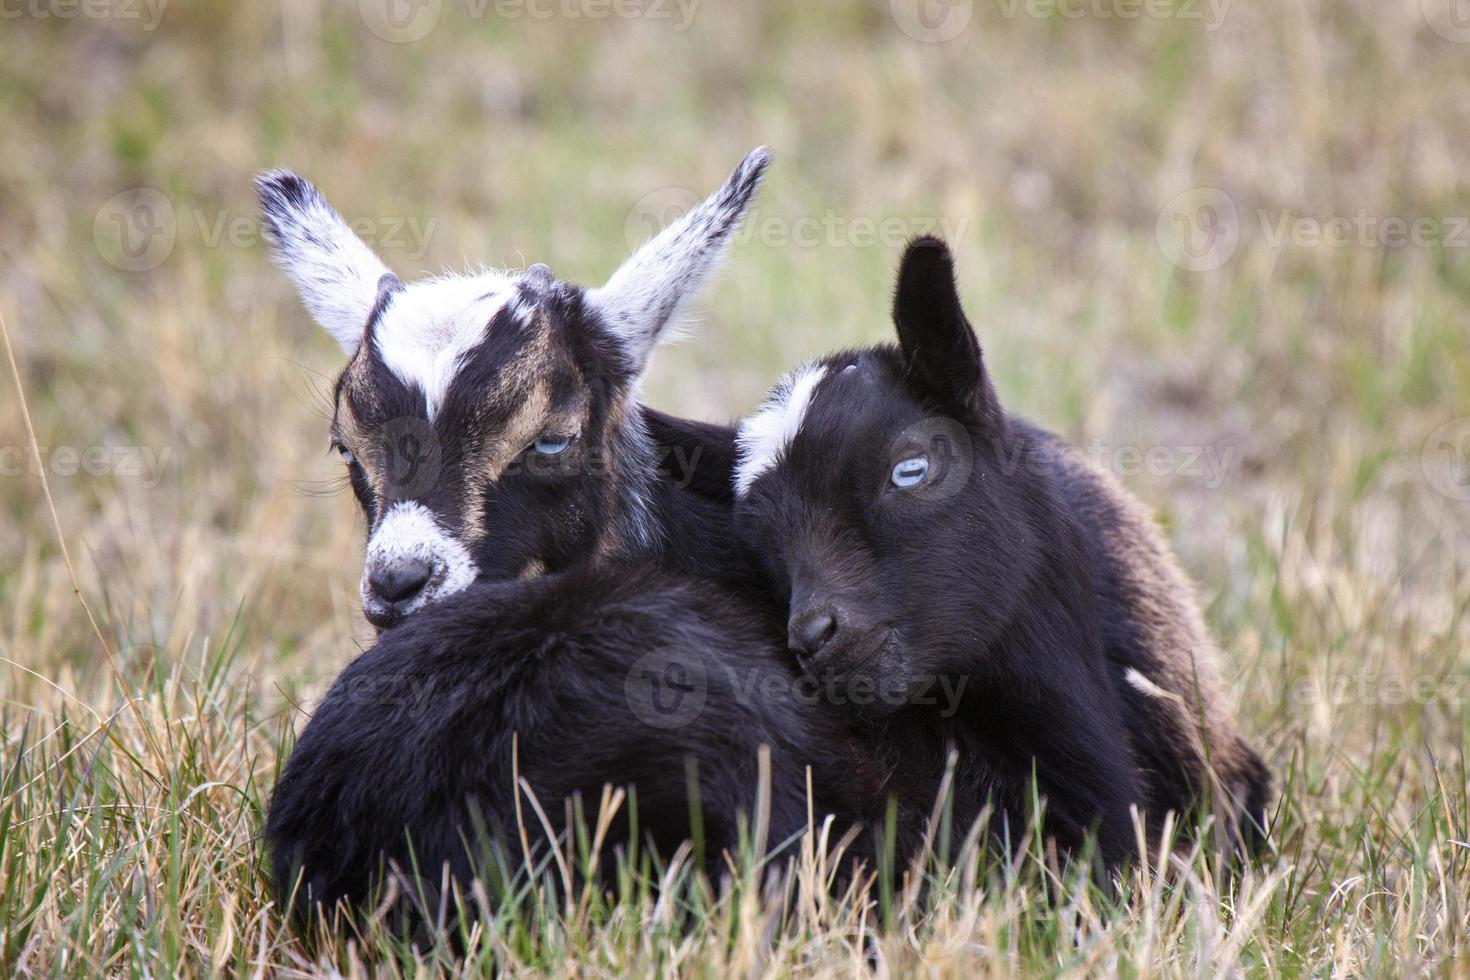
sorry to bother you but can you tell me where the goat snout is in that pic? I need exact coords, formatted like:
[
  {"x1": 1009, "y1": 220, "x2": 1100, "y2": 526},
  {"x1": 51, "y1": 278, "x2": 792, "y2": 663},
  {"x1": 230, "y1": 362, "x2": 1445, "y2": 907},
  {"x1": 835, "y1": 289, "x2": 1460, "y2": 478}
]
[
  {"x1": 788, "y1": 604, "x2": 840, "y2": 661},
  {"x1": 368, "y1": 558, "x2": 434, "y2": 604},
  {"x1": 359, "y1": 501, "x2": 479, "y2": 628},
  {"x1": 363, "y1": 557, "x2": 440, "y2": 628}
]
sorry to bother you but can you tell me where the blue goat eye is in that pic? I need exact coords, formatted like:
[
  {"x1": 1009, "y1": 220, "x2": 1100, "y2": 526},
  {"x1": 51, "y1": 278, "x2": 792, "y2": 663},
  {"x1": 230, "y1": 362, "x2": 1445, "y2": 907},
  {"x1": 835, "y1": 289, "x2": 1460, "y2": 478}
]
[
  {"x1": 890, "y1": 455, "x2": 929, "y2": 488},
  {"x1": 533, "y1": 434, "x2": 572, "y2": 456}
]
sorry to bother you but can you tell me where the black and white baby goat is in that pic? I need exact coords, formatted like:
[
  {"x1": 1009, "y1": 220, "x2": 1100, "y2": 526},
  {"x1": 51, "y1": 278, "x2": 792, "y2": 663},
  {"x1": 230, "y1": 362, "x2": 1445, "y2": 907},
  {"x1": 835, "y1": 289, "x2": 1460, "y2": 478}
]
[
  {"x1": 258, "y1": 154, "x2": 753, "y2": 630},
  {"x1": 258, "y1": 151, "x2": 915, "y2": 923},
  {"x1": 733, "y1": 237, "x2": 1272, "y2": 864}
]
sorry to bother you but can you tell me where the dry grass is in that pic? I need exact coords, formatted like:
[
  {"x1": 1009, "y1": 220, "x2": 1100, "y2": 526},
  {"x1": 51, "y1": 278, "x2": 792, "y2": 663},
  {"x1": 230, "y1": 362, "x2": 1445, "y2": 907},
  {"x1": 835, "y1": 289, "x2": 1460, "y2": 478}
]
[{"x1": 2, "y1": 1, "x2": 1468, "y2": 974}]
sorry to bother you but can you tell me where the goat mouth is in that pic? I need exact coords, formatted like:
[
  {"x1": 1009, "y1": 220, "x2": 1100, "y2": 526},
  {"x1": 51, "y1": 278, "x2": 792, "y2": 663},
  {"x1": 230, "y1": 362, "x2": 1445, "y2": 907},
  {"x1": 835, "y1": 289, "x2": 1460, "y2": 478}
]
[
  {"x1": 360, "y1": 567, "x2": 449, "y2": 630},
  {"x1": 800, "y1": 624, "x2": 901, "y2": 677},
  {"x1": 363, "y1": 604, "x2": 404, "y2": 630}
]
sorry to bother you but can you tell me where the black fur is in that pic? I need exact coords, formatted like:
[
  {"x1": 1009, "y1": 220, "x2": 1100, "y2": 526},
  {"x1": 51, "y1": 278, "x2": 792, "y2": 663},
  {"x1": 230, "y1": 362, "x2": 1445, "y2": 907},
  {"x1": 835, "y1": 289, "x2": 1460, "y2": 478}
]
[{"x1": 267, "y1": 566, "x2": 878, "y2": 922}]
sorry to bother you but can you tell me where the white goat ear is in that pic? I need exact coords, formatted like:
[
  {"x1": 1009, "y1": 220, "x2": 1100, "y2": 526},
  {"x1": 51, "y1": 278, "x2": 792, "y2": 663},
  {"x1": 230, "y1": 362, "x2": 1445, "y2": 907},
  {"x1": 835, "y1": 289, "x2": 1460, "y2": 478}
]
[
  {"x1": 589, "y1": 147, "x2": 771, "y2": 375},
  {"x1": 256, "y1": 170, "x2": 392, "y2": 357}
]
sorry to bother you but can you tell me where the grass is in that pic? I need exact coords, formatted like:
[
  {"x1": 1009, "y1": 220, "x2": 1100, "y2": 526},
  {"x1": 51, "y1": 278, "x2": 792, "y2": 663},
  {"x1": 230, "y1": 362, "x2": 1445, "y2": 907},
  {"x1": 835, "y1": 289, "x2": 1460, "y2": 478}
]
[{"x1": 2, "y1": 1, "x2": 1469, "y2": 974}]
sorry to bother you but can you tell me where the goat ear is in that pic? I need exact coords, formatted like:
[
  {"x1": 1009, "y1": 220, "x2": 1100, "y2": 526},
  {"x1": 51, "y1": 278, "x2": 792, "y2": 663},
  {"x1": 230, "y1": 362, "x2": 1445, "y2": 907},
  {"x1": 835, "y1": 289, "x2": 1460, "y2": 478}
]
[
  {"x1": 892, "y1": 236, "x2": 999, "y2": 426},
  {"x1": 256, "y1": 171, "x2": 392, "y2": 358},
  {"x1": 589, "y1": 147, "x2": 771, "y2": 375}
]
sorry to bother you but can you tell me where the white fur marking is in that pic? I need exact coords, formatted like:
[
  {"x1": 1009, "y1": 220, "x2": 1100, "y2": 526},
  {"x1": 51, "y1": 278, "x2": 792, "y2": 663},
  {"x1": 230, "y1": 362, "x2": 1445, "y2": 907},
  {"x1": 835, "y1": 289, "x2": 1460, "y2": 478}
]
[
  {"x1": 372, "y1": 272, "x2": 519, "y2": 421},
  {"x1": 362, "y1": 501, "x2": 476, "y2": 618},
  {"x1": 734, "y1": 363, "x2": 828, "y2": 497},
  {"x1": 1124, "y1": 667, "x2": 1170, "y2": 700}
]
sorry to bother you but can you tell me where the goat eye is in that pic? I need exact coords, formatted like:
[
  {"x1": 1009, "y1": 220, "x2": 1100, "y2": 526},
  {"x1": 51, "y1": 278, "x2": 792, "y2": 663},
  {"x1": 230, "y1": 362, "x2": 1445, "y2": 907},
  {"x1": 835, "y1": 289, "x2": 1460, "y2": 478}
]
[
  {"x1": 532, "y1": 434, "x2": 572, "y2": 456},
  {"x1": 890, "y1": 455, "x2": 929, "y2": 488}
]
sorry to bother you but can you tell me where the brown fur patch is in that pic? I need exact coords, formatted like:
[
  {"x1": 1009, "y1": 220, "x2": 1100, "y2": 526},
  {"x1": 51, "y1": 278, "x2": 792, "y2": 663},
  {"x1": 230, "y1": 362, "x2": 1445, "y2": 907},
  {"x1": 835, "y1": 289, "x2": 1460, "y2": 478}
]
[
  {"x1": 453, "y1": 305, "x2": 590, "y2": 549},
  {"x1": 592, "y1": 391, "x2": 636, "y2": 562},
  {"x1": 1055, "y1": 448, "x2": 1266, "y2": 851}
]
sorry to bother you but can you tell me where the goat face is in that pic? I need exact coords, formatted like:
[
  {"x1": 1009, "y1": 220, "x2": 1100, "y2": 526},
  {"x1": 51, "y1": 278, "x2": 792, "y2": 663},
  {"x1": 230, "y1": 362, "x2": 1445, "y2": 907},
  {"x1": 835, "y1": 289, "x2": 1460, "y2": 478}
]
[
  {"x1": 258, "y1": 149, "x2": 770, "y2": 628},
  {"x1": 733, "y1": 237, "x2": 1043, "y2": 714}
]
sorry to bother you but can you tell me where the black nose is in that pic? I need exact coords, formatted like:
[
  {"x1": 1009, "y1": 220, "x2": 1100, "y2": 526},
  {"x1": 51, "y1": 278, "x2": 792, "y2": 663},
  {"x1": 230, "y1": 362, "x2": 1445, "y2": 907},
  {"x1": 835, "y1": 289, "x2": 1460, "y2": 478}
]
[
  {"x1": 368, "y1": 559, "x2": 433, "y2": 604},
  {"x1": 789, "y1": 606, "x2": 839, "y2": 660}
]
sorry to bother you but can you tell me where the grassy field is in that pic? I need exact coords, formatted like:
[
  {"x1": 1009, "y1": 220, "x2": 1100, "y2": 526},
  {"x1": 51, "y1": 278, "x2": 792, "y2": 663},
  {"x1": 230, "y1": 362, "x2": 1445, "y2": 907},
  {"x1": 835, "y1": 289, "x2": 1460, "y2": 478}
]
[{"x1": 3, "y1": 0, "x2": 1469, "y2": 974}]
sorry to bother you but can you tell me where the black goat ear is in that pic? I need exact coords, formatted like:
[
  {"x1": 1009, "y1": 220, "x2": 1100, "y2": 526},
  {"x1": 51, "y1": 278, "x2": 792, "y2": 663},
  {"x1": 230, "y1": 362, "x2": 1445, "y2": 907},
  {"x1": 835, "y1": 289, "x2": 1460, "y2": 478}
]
[{"x1": 892, "y1": 236, "x2": 999, "y2": 427}]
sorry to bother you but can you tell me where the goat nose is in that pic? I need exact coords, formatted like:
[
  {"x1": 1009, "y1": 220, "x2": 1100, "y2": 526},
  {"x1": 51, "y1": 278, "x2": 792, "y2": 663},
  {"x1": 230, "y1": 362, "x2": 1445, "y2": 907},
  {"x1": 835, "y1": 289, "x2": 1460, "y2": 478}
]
[
  {"x1": 368, "y1": 559, "x2": 433, "y2": 604},
  {"x1": 789, "y1": 607, "x2": 839, "y2": 660}
]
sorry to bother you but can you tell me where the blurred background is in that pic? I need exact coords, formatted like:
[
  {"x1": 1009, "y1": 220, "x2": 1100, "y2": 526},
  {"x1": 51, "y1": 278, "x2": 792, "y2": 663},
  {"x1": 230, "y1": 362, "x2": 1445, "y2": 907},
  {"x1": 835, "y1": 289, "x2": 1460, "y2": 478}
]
[{"x1": 1, "y1": 1, "x2": 1468, "y2": 967}]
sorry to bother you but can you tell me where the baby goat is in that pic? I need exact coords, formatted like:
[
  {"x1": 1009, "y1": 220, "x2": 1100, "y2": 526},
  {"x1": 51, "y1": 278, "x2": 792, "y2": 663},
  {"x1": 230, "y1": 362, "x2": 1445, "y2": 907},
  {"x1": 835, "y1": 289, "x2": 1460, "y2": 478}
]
[{"x1": 732, "y1": 237, "x2": 1272, "y2": 864}]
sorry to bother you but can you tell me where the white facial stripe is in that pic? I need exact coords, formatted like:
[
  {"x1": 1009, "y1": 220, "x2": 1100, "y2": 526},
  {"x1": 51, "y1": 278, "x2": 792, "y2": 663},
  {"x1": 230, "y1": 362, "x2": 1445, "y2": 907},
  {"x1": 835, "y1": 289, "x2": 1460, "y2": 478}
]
[
  {"x1": 362, "y1": 501, "x2": 476, "y2": 617},
  {"x1": 734, "y1": 363, "x2": 828, "y2": 497},
  {"x1": 372, "y1": 271, "x2": 520, "y2": 421}
]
